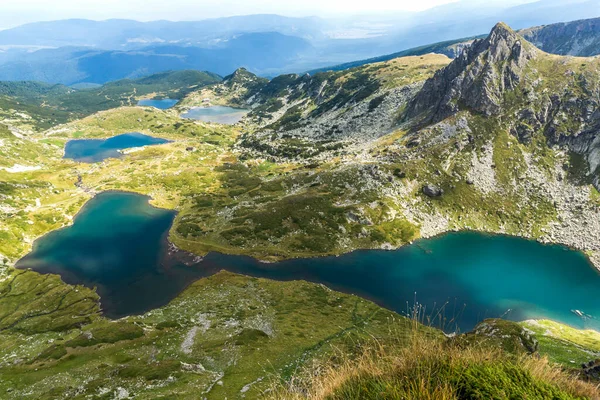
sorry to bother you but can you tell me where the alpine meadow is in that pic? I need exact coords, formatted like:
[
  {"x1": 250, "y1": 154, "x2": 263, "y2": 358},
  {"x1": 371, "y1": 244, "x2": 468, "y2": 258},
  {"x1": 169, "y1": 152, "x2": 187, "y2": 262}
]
[{"x1": 1, "y1": 1, "x2": 600, "y2": 399}]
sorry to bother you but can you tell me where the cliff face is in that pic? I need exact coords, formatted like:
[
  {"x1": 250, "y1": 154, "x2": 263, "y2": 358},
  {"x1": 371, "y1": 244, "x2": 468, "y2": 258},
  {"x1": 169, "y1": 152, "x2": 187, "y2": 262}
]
[
  {"x1": 520, "y1": 17, "x2": 600, "y2": 57},
  {"x1": 405, "y1": 22, "x2": 600, "y2": 189},
  {"x1": 405, "y1": 23, "x2": 537, "y2": 125}
]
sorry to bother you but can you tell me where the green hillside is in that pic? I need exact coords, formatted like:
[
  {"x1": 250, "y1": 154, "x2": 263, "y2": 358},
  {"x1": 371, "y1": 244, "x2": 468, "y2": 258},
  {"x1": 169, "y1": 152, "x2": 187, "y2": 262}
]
[{"x1": 0, "y1": 70, "x2": 221, "y2": 131}]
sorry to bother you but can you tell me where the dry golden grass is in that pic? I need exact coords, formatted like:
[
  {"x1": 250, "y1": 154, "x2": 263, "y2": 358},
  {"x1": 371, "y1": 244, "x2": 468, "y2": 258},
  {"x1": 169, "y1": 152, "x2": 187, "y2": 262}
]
[
  {"x1": 522, "y1": 356, "x2": 600, "y2": 399},
  {"x1": 268, "y1": 327, "x2": 600, "y2": 400},
  {"x1": 373, "y1": 54, "x2": 451, "y2": 88}
]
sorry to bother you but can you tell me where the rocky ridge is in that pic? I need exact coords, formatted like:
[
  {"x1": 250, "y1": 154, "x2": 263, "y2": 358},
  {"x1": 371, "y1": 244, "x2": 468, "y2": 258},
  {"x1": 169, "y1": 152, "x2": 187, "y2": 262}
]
[
  {"x1": 406, "y1": 23, "x2": 600, "y2": 192},
  {"x1": 185, "y1": 55, "x2": 450, "y2": 145},
  {"x1": 188, "y1": 22, "x2": 600, "y2": 269},
  {"x1": 405, "y1": 23, "x2": 538, "y2": 124},
  {"x1": 306, "y1": 16, "x2": 600, "y2": 79},
  {"x1": 521, "y1": 17, "x2": 600, "y2": 57}
]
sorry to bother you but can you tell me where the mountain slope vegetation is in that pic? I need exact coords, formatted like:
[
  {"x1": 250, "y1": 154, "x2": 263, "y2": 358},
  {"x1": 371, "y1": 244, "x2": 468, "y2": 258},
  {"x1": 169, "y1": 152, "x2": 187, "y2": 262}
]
[
  {"x1": 0, "y1": 19, "x2": 599, "y2": 400},
  {"x1": 176, "y1": 22, "x2": 600, "y2": 267}
]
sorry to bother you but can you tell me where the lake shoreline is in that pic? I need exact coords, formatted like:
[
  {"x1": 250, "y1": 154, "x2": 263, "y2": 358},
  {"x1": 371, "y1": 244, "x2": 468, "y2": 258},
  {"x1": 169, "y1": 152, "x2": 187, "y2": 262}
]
[
  {"x1": 171, "y1": 220, "x2": 600, "y2": 273},
  {"x1": 416, "y1": 228, "x2": 600, "y2": 273},
  {"x1": 63, "y1": 132, "x2": 171, "y2": 163},
  {"x1": 180, "y1": 105, "x2": 249, "y2": 124},
  {"x1": 14, "y1": 187, "x2": 600, "y2": 277},
  {"x1": 137, "y1": 98, "x2": 179, "y2": 109},
  {"x1": 16, "y1": 191, "x2": 600, "y2": 333}
]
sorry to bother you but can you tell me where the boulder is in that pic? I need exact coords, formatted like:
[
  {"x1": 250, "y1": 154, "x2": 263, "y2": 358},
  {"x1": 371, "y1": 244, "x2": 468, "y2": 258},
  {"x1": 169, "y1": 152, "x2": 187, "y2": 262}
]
[
  {"x1": 582, "y1": 359, "x2": 600, "y2": 380},
  {"x1": 422, "y1": 184, "x2": 444, "y2": 197}
]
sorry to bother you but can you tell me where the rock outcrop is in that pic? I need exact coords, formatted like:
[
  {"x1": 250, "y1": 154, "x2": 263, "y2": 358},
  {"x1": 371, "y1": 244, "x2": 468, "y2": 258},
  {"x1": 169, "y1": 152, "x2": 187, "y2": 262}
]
[
  {"x1": 405, "y1": 23, "x2": 537, "y2": 125},
  {"x1": 582, "y1": 359, "x2": 600, "y2": 380},
  {"x1": 406, "y1": 21, "x2": 600, "y2": 190},
  {"x1": 422, "y1": 184, "x2": 444, "y2": 197},
  {"x1": 521, "y1": 17, "x2": 600, "y2": 57}
]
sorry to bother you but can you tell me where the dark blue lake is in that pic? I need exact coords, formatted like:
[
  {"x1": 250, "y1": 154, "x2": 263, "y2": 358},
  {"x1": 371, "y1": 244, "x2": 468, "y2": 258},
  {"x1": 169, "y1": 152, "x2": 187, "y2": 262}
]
[
  {"x1": 17, "y1": 192, "x2": 600, "y2": 332},
  {"x1": 138, "y1": 98, "x2": 178, "y2": 109},
  {"x1": 64, "y1": 132, "x2": 170, "y2": 163},
  {"x1": 181, "y1": 106, "x2": 248, "y2": 124}
]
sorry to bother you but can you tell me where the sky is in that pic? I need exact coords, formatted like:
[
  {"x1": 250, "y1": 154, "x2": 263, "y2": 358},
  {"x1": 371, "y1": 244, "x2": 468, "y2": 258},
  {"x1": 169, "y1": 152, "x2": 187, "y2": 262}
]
[
  {"x1": 0, "y1": 0, "x2": 459, "y2": 28},
  {"x1": 0, "y1": 0, "x2": 538, "y2": 29}
]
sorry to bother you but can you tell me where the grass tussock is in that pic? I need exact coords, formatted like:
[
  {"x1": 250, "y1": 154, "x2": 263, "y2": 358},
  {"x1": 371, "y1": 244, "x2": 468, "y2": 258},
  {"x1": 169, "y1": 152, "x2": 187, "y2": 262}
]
[{"x1": 270, "y1": 331, "x2": 600, "y2": 400}]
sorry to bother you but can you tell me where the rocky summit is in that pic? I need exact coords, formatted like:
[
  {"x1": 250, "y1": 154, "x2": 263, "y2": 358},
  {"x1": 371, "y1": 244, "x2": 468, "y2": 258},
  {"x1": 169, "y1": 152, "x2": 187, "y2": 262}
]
[
  {"x1": 406, "y1": 22, "x2": 600, "y2": 191},
  {"x1": 405, "y1": 23, "x2": 538, "y2": 123}
]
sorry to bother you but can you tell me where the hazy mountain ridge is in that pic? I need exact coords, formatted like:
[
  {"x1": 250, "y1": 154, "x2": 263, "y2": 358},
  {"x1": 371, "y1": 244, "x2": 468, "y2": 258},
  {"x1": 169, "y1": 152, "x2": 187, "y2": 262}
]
[
  {"x1": 0, "y1": 2, "x2": 599, "y2": 84},
  {"x1": 0, "y1": 15, "x2": 325, "y2": 49},
  {"x1": 0, "y1": 32, "x2": 310, "y2": 85}
]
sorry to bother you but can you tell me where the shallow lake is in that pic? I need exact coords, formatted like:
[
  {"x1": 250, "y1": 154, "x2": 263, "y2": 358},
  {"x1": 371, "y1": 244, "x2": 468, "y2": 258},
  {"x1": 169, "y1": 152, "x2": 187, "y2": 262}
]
[
  {"x1": 64, "y1": 132, "x2": 170, "y2": 163},
  {"x1": 137, "y1": 98, "x2": 178, "y2": 109},
  {"x1": 181, "y1": 106, "x2": 248, "y2": 124},
  {"x1": 17, "y1": 192, "x2": 600, "y2": 332}
]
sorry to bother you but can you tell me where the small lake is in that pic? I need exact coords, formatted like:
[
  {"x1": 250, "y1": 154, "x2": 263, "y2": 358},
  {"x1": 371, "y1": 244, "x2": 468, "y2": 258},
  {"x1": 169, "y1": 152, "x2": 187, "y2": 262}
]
[
  {"x1": 137, "y1": 98, "x2": 178, "y2": 109},
  {"x1": 17, "y1": 192, "x2": 600, "y2": 332},
  {"x1": 64, "y1": 132, "x2": 171, "y2": 163},
  {"x1": 181, "y1": 106, "x2": 248, "y2": 124}
]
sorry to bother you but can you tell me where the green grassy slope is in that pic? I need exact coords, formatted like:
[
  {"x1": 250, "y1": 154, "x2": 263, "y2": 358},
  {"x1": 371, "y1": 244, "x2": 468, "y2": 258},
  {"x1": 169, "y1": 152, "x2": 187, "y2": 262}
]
[
  {"x1": 0, "y1": 270, "x2": 420, "y2": 399},
  {"x1": 306, "y1": 36, "x2": 481, "y2": 75}
]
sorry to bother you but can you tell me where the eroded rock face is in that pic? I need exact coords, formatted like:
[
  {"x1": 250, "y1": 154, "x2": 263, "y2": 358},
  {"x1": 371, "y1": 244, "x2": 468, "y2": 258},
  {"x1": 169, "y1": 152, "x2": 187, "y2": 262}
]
[
  {"x1": 520, "y1": 17, "x2": 600, "y2": 57},
  {"x1": 406, "y1": 21, "x2": 600, "y2": 190},
  {"x1": 405, "y1": 23, "x2": 537, "y2": 125},
  {"x1": 509, "y1": 88, "x2": 600, "y2": 186}
]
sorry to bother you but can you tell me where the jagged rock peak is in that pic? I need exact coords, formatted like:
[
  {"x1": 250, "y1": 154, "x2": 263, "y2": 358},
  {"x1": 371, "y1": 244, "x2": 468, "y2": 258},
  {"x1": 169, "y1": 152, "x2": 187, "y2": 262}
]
[
  {"x1": 488, "y1": 22, "x2": 517, "y2": 44},
  {"x1": 405, "y1": 22, "x2": 537, "y2": 125},
  {"x1": 224, "y1": 67, "x2": 258, "y2": 82},
  {"x1": 222, "y1": 68, "x2": 269, "y2": 96},
  {"x1": 484, "y1": 22, "x2": 533, "y2": 65}
]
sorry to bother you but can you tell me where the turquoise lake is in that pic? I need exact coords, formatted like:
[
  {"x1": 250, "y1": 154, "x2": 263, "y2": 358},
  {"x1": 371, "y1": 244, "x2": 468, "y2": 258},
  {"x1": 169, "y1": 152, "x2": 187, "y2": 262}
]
[
  {"x1": 181, "y1": 106, "x2": 248, "y2": 124},
  {"x1": 137, "y1": 98, "x2": 178, "y2": 109},
  {"x1": 16, "y1": 192, "x2": 600, "y2": 332},
  {"x1": 64, "y1": 132, "x2": 170, "y2": 163}
]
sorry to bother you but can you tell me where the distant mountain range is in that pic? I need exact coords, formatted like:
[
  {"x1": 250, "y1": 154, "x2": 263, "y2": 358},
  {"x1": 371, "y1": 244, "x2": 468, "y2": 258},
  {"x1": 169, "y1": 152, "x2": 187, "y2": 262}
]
[
  {"x1": 0, "y1": 1, "x2": 598, "y2": 84},
  {"x1": 0, "y1": 32, "x2": 312, "y2": 84},
  {"x1": 0, "y1": 15, "x2": 326, "y2": 49}
]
